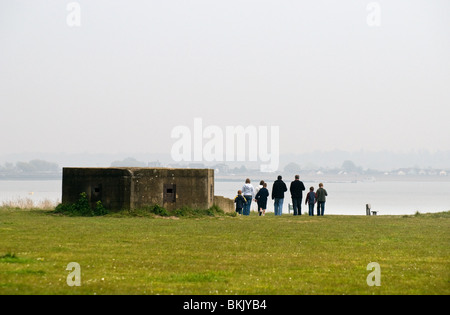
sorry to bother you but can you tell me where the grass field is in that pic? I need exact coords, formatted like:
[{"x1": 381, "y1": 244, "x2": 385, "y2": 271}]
[{"x1": 0, "y1": 207, "x2": 449, "y2": 295}]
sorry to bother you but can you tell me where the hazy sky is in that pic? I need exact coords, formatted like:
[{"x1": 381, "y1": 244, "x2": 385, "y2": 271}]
[{"x1": 1, "y1": 0, "x2": 449, "y2": 160}]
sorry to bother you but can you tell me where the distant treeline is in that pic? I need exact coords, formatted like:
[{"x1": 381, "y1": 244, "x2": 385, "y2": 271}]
[{"x1": 0, "y1": 159, "x2": 60, "y2": 177}]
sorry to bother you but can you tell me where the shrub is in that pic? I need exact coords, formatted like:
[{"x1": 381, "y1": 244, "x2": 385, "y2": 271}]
[
  {"x1": 152, "y1": 204, "x2": 169, "y2": 216},
  {"x1": 174, "y1": 206, "x2": 196, "y2": 217},
  {"x1": 73, "y1": 192, "x2": 93, "y2": 216},
  {"x1": 94, "y1": 200, "x2": 108, "y2": 216},
  {"x1": 207, "y1": 204, "x2": 224, "y2": 216},
  {"x1": 139, "y1": 204, "x2": 170, "y2": 217},
  {"x1": 54, "y1": 193, "x2": 107, "y2": 217},
  {"x1": 54, "y1": 202, "x2": 74, "y2": 215},
  {"x1": 173, "y1": 205, "x2": 224, "y2": 217}
]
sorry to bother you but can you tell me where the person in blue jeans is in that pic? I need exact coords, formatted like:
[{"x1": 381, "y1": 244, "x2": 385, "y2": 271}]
[
  {"x1": 272, "y1": 175, "x2": 287, "y2": 216},
  {"x1": 305, "y1": 186, "x2": 316, "y2": 216},
  {"x1": 241, "y1": 178, "x2": 255, "y2": 216},
  {"x1": 273, "y1": 198, "x2": 284, "y2": 216},
  {"x1": 290, "y1": 175, "x2": 306, "y2": 215},
  {"x1": 316, "y1": 183, "x2": 328, "y2": 216}
]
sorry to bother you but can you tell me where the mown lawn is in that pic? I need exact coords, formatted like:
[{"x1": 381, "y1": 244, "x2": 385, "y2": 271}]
[{"x1": 0, "y1": 208, "x2": 449, "y2": 295}]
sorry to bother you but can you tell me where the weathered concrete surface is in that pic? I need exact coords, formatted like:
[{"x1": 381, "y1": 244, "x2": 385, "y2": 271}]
[
  {"x1": 213, "y1": 195, "x2": 235, "y2": 213},
  {"x1": 62, "y1": 167, "x2": 215, "y2": 212},
  {"x1": 130, "y1": 168, "x2": 214, "y2": 211},
  {"x1": 62, "y1": 168, "x2": 132, "y2": 211}
]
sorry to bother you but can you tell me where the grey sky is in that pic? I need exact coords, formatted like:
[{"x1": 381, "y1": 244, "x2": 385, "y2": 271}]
[{"x1": 1, "y1": 0, "x2": 449, "y2": 159}]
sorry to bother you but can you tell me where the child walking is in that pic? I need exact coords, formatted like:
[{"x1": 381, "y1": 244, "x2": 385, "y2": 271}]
[
  {"x1": 255, "y1": 182, "x2": 269, "y2": 216},
  {"x1": 234, "y1": 190, "x2": 247, "y2": 216},
  {"x1": 305, "y1": 186, "x2": 316, "y2": 216}
]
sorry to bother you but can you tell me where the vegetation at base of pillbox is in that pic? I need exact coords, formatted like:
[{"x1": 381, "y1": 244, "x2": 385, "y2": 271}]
[
  {"x1": 54, "y1": 192, "x2": 108, "y2": 217},
  {"x1": 145, "y1": 204, "x2": 170, "y2": 217},
  {"x1": 112, "y1": 204, "x2": 226, "y2": 218},
  {"x1": 173, "y1": 204, "x2": 225, "y2": 217},
  {"x1": 93, "y1": 200, "x2": 108, "y2": 216}
]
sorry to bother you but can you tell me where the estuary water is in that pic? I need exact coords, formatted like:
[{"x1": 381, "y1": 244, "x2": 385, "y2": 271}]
[{"x1": 0, "y1": 179, "x2": 449, "y2": 215}]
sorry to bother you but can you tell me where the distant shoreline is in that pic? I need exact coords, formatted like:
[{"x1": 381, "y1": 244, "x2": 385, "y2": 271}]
[
  {"x1": 216, "y1": 174, "x2": 450, "y2": 183},
  {"x1": 1, "y1": 174, "x2": 449, "y2": 183},
  {"x1": 0, "y1": 174, "x2": 62, "y2": 181}
]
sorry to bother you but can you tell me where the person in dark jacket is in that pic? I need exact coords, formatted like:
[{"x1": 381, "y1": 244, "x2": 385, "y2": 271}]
[
  {"x1": 305, "y1": 186, "x2": 316, "y2": 216},
  {"x1": 290, "y1": 175, "x2": 306, "y2": 215},
  {"x1": 272, "y1": 175, "x2": 287, "y2": 216},
  {"x1": 255, "y1": 182, "x2": 269, "y2": 216},
  {"x1": 234, "y1": 190, "x2": 247, "y2": 216},
  {"x1": 316, "y1": 183, "x2": 328, "y2": 216}
]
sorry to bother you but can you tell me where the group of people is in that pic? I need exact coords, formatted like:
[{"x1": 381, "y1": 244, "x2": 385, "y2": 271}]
[{"x1": 234, "y1": 175, "x2": 328, "y2": 216}]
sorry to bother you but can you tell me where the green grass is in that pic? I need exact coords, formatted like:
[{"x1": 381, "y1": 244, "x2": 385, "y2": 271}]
[{"x1": 0, "y1": 207, "x2": 449, "y2": 295}]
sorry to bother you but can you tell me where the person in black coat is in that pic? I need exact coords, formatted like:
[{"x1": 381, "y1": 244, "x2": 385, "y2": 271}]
[
  {"x1": 272, "y1": 175, "x2": 287, "y2": 216},
  {"x1": 255, "y1": 182, "x2": 269, "y2": 216},
  {"x1": 290, "y1": 175, "x2": 306, "y2": 215}
]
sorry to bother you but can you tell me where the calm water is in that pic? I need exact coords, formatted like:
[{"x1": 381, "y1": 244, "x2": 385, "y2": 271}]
[{"x1": 0, "y1": 179, "x2": 449, "y2": 215}]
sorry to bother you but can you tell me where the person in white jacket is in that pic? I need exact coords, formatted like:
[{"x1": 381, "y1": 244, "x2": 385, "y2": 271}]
[{"x1": 242, "y1": 178, "x2": 255, "y2": 216}]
